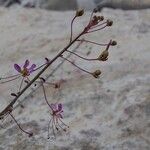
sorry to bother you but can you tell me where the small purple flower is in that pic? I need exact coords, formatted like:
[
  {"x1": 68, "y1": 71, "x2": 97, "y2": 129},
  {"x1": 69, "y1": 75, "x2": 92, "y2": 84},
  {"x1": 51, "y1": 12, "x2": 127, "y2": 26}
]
[
  {"x1": 48, "y1": 103, "x2": 69, "y2": 138},
  {"x1": 14, "y1": 60, "x2": 36, "y2": 77},
  {"x1": 50, "y1": 103, "x2": 63, "y2": 118}
]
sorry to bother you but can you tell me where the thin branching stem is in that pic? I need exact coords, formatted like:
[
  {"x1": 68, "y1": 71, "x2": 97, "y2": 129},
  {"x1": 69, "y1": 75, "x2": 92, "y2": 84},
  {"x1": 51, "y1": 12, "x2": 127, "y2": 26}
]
[
  {"x1": 87, "y1": 25, "x2": 108, "y2": 34},
  {"x1": 48, "y1": 118, "x2": 52, "y2": 139},
  {"x1": 0, "y1": 76, "x2": 21, "y2": 84},
  {"x1": 9, "y1": 113, "x2": 32, "y2": 136},
  {"x1": 60, "y1": 56, "x2": 92, "y2": 75},
  {"x1": 0, "y1": 74, "x2": 20, "y2": 80},
  {"x1": 66, "y1": 50, "x2": 97, "y2": 61},
  {"x1": 0, "y1": 31, "x2": 84, "y2": 118},
  {"x1": 77, "y1": 39, "x2": 109, "y2": 46},
  {"x1": 70, "y1": 16, "x2": 77, "y2": 43},
  {"x1": 42, "y1": 83, "x2": 53, "y2": 111},
  {"x1": 12, "y1": 40, "x2": 84, "y2": 112}
]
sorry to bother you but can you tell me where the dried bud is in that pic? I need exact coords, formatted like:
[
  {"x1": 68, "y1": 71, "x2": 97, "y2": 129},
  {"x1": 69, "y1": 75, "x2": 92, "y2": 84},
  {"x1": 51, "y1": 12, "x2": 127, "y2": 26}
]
[
  {"x1": 28, "y1": 132, "x2": 33, "y2": 137},
  {"x1": 93, "y1": 15, "x2": 98, "y2": 21},
  {"x1": 54, "y1": 83, "x2": 60, "y2": 89},
  {"x1": 24, "y1": 80, "x2": 29, "y2": 84},
  {"x1": 92, "y1": 70, "x2": 101, "y2": 78},
  {"x1": 39, "y1": 77, "x2": 45, "y2": 82},
  {"x1": 106, "y1": 19, "x2": 113, "y2": 26},
  {"x1": 111, "y1": 40, "x2": 117, "y2": 46},
  {"x1": 11, "y1": 93, "x2": 17, "y2": 97},
  {"x1": 98, "y1": 50, "x2": 109, "y2": 61},
  {"x1": 97, "y1": 16, "x2": 104, "y2": 21},
  {"x1": 76, "y1": 9, "x2": 84, "y2": 17},
  {"x1": 93, "y1": 8, "x2": 98, "y2": 13},
  {"x1": 45, "y1": 57, "x2": 50, "y2": 63}
]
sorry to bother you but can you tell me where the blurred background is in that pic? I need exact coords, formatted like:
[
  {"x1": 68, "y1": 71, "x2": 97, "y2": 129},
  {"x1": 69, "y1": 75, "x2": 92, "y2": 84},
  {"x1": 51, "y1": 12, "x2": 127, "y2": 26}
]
[
  {"x1": 1, "y1": 0, "x2": 150, "y2": 10},
  {"x1": 0, "y1": 0, "x2": 150, "y2": 150}
]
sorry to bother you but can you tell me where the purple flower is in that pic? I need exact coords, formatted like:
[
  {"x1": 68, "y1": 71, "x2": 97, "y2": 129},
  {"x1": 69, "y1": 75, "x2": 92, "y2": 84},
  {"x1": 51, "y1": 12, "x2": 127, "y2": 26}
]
[
  {"x1": 50, "y1": 103, "x2": 63, "y2": 118},
  {"x1": 48, "y1": 103, "x2": 69, "y2": 138},
  {"x1": 14, "y1": 60, "x2": 36, "y2": 77}
]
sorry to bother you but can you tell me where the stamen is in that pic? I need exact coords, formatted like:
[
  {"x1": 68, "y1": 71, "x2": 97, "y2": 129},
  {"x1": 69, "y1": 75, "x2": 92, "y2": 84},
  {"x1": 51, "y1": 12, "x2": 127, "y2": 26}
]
[
  {"x1": 32, "y1": 63, "x2": 47, "y2": 72},
  {"x1": 47, "y1": 118, "x2": 52, "y2": 139},
  {"x1": 42, "y1": 83, "x2": 53, "y2": 111}
]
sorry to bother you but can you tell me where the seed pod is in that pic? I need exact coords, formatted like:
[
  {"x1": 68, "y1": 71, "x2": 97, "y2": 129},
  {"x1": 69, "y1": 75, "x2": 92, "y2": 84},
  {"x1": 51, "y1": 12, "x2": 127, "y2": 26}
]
[
  {"x1": 106, "y1": 19, "x2": 113, "y2": 26},
  {"x1": 92, "y1": 70, "x2": 101, "y2": 78},
  {"x1": 98, "y1": 49, "x2": 109, "y2": 61},
  {"x1": 97, "y1": 16, "x2": 104, "y2": 21},
  {"x1": 76, "y1": 9, "x2": 84, "y2": 17},
  {"x1": 111, "y1": 40, "x2": 117, "y2": 46}
]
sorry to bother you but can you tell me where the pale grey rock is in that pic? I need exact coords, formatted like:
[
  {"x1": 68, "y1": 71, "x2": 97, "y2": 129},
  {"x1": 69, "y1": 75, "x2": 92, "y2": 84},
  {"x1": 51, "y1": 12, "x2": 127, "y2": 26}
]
[
  {"x1": 0, "y1": 7, "x2": 150, "y2": 150},
  {"x1": 21, "y1": 0, "x2": 78, "y2": 10},
  {"x1": 95, "y1": 0, "x2": 150, "y2": 11},
  {"x1": 0, "y1": 0, "x2": 20, "y2": 7}
]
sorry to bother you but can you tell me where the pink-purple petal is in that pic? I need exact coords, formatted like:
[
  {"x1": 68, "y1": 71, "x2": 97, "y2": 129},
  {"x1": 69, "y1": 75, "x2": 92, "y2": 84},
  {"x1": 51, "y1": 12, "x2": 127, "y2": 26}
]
[
  {"x1": 14, "y1": 64, "x2": 21, "y2": 72},
  {"x1": 23, "y1": 60, "x2": 29, "y2": 68},
  {"x1": 50, "y1": 103, "x2": 57, "y2": 111},
  {"x1": 28, "y1": 64, "x2": 36, "y2": 73},
  {"x1": 58, "y1": 103, "x2": 62, "y2": 111},
  {"x1": 31, "y1": 64, "x2": 36, "y2": 69}
]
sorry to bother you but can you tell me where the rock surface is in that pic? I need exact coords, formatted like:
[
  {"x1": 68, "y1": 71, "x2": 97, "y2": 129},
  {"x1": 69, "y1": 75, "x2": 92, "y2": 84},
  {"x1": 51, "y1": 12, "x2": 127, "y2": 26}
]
[
  {"x1": 1, "y1": 0, "x2": 150, "y2": 10},
  {"x1": 0, "y1": 7, "x2": 150, "y2": 150},
  {"x1": 95, "y1": 0, "x2": 150, "y2": 11}
]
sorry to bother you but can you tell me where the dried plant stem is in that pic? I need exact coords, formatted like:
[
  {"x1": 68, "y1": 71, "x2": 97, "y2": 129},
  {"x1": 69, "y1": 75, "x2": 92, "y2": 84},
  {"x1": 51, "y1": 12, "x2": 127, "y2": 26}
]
[
  {"x1": 70, "y1": 16, "x2": 76, "y2": 43},
  {"x1": 0, "y1": 74, "x2": 20, "y2": 80},
  {"x1": 42, "y1": 83, "x2": 53, "y2": 111},
  {"x1": 0, "y1": 31, "x2": 84, "y2": 118},
  {"x1": 77, "y1": 39, "x2": 108, "y2": 46},
  {"x1": 60, "y1": 56, "x2": 92, "y2": 75},
  {"x1": 66, "y1": 50, "x2": 97, "y2": 61},
  {"x1": 9, "y1": 113, "x2": 33, "y2": 136},
  {"x1": 13, "y1": 40, "x2": 84, "y2": 111},
  {"x1": 87, "y1": 25, "x2": 108, "y2": 34},
  {"x1": 0, "y1": 76, "x2": 20, "y2": 84},
  {"x1": 90, "y1": 21, "x2": 107, "y2": 30}
]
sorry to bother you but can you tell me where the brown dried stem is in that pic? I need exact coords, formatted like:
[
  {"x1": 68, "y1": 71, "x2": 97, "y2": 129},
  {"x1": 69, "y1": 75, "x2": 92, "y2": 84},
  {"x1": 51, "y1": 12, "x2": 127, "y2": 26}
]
[{"x1": 0, "y1": 31, "x2": 84, "y2": 119}]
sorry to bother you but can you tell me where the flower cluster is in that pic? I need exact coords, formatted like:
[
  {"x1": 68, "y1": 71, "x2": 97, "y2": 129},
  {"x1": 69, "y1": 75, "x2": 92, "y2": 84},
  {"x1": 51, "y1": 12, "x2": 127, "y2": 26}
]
[
  {"x1": 47, "y1": 103, "x2": 69, "y2": 139},
  {"x1": 14, "y1": 59, "x2": 36, "y2": 77}
]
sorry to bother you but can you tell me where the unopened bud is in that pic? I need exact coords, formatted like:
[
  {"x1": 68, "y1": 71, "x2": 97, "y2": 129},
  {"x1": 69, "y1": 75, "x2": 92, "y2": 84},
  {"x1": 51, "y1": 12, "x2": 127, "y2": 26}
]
[
  {"x1": 106, "y1": 19, "x2": 113, "y2": 26},
  {"x1": 76, "y1": 9, "x2": 84, "y2": 17},
  {"x1": 29, "y1": 132, "x2": 33, "y2": 137},
  {"x1": 92, "y1": 70, "x2": 101, "y2": 78},
  {"x1": 97, "y1": 16, "x2": 104, "y2": 21},
  {"x1": 98, "y1": 50, "x2": 109, "y2": 61},
  {"x1": 11, "y1": 93, "x2": 17, "y2": 97},
  {"x1": 111, "y1": 40, "x2": 117, "y2": 46},
  {"x1": 93, "y1": 8, "x2": 98, "y2": 13}
]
